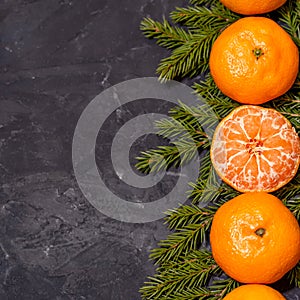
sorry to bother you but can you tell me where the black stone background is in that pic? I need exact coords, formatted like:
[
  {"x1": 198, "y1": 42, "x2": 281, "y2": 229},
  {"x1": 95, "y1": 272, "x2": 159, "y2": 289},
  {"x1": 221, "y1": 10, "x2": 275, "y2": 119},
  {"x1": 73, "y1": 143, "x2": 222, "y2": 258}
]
[{"x1": 0, "y1": 0, "x2": 299, "y2": 299}]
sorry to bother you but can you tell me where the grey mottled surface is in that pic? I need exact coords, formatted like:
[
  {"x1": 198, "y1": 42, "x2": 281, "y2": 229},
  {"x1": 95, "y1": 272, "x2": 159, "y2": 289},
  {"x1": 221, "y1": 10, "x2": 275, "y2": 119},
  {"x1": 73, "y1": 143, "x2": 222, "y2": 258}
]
[{"x1": 0, "y1": 0, "x2": 299, "y2": 299}]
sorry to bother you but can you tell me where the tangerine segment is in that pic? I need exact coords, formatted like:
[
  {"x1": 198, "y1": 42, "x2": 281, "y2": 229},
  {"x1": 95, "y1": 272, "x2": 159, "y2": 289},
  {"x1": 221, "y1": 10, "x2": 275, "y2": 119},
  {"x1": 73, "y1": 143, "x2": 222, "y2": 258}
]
[
  {"x1": 211, "y1": 105, "x2": 300, "y2": 192},
  {"x1": 209, "y1": 17, "x2": 299, "y2": 104},
  {"x1": 223, "y1": 284, "x2": 285, "y2": 300},
  {"x1": 210, "y1": 192, "x2": 300, "y2": 284},
  {"x1": 220, "y1": 0, "x2": 287, "y2": 15}
]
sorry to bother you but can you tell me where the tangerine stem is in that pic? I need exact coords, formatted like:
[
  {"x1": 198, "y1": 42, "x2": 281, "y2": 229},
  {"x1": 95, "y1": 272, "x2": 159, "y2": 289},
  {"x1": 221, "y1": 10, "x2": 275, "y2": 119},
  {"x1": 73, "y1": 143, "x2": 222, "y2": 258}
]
[
  {"x1": 255, "y1": 228, "x2": 266, "y2": 237},
  {"x1": 252, "y1": 48, "x2": 264, "y2": 60}
]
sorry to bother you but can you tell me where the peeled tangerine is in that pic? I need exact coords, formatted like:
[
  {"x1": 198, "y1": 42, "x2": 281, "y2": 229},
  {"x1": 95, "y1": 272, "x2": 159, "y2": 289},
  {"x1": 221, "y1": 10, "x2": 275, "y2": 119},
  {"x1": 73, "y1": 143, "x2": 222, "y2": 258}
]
[
  {"x1": 210, "y1": 192, "x2": 300, "y2": 284},
  {"x1": 223, "y1": 285, "x2": 285, "y2": 300},
  {"x1": 210, "y1": 105, "x2": 300, "y2": 193}
]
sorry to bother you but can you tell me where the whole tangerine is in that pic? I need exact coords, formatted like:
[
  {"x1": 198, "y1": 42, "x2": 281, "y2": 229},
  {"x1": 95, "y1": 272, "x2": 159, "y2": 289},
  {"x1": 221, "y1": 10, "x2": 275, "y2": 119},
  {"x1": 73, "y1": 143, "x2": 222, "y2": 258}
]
[
  {"x1": 210, "y1": 105, "x2": 300, "y2": 193},
  {"x1": 210, "y1": 192, "x2": 300, "y2": 284},
  {"x1": 223, "y1": 284, "x2": 285, "y2": 300},
  {"x1": 219, "y1": 0, "x2": 287, "y2": 15},
  {"x1": 209, "y1": 17, "x2": 299, "y2": 104}
]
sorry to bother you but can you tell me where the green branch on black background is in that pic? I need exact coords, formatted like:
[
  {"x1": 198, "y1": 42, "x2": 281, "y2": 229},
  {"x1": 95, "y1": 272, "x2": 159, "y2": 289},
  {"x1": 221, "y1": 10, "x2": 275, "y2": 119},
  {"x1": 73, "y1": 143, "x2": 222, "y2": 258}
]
[{"x1": 138, "y1": 0, "x2": 300, "y2": 298}]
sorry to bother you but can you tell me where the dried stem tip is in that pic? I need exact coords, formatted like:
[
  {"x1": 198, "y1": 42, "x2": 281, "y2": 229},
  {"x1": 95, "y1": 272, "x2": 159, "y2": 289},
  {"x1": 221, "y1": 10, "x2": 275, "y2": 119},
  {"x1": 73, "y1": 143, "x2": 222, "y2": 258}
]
[{"x1": 255, "y1": 228, "x2": 266, "y2": 237}]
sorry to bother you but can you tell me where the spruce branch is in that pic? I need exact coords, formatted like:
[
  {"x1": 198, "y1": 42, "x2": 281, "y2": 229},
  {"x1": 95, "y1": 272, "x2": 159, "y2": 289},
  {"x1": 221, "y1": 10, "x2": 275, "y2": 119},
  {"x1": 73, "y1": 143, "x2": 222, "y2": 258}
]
[
  {"x1": 156, "y1": 37, "x2": 211, "y2": 80},
  {"x1": 193, "y1": 75, "x2": 223, "y2": 99},
  {"x1": 210, "y1": 278, "x2": 240, "y2": 298},
  {"x1": 165, "y1": 287, "x2": 216, "y2": 300},
  {"x1": 268, "y1": 76, "x2": 300, "y2": 133},
  {"x1": 150, "y1": 223, "x2": 211, "y2": 264},
  {"x1": 266, "y1": 5, "x2": 300, "y2": 128},
  {"x1": 165, "y1": 202, "x2": 222, "y2": 231},
  {"x1": 165, "y1": 277, "x2": 241, "y2": 300},
  {"x1": 275, "y1": 172, "x2": 300, "y2": 202},
  {"x1": 189, "y1": 155, "x2": 220, "y2": 204},
  {"x1": 169, "y1": 100, "x2": 219, "y2": 140},
  {"x1": 150, "y1": 201, "x2": 222, "y2": 266},
  {"x1": 285, "y1": 196, "x2": 300, "y2": 221},
  {"x1": 140, "y1": 250, "x2": 221, "y2": 300},
  {"x1": 135, "y1": 145, "x2": 180, "y2": 174},
  {"x1": 155, "y1": 117, "x2": 209, "y2": 143},
  {"x1": 135, "y1": 138, "x2": 200, "y2": 174},
  {"x1": 193, "y1": 75, "x2": 239, "y2": 119},
  {"x1": 189, "y1": 0, "x2": 218, "y2": 5},
  {"x1": 287, "y1": 262, "x2": 300, "y2": 288},
  {"x1": 135, "y1": 101, "x2": 219, "y2": 174},
  {"x1": 277, "y1": 0, "x2": 300, "y2": 47},
  {"x1": 140, "y1": 17, "x2": 192, "y2": 49},
  {"x1": 141, "y1": 3, "x2": 240, "y2": 80},
  {"x1": 189, "y1": 168, "x2": 240, "y2": 204},
  {"x1": 277, "y1": 172, "x2": 300, "y2": 221},
  {"x1": 139, "y1": 0, "x2": 300, "y2": 298},
  {"x1": 185, "y1": 150, "x2": 239, "y2": 204},
  {"x1": 194, "y1": 150, "x2": 212, "y2": 184},
  {"x1": 171, "y1": 3, "x2": 239, "y2": 29}
]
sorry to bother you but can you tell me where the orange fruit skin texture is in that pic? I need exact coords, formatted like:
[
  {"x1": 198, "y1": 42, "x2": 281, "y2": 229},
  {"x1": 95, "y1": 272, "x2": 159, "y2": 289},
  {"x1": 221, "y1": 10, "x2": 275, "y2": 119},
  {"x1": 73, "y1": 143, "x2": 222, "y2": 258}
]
[
  {"x1": 210, "y1": 105, "x2": 300, "y2": 193},
  {"x1": 220, "y1": 0, "x2": 287, "y2": 15},
  {"x1": 223, "y1": 284, "x2": 285, "y2": 300},
  {"x1": 209, "y1": 17, "x2": 299, "y2": 104},
  {"x1": 210, "y1": 192, "x2": 300, "y2": 284}
]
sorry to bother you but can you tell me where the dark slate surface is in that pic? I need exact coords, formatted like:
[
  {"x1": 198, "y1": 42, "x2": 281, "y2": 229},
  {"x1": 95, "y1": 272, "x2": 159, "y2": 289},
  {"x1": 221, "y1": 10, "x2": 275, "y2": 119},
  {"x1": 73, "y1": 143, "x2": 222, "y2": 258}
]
[{"x1": 0, "y1": 1, "x2": 299, "y2": 299}]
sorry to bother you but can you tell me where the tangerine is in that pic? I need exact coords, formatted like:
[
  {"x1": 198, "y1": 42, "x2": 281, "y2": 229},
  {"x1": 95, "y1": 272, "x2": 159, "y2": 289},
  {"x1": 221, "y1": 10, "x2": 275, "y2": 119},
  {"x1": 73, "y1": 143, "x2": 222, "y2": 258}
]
[
  {"x1": 210, "y1": 105, "x2": 300, "y2": 192},
  {"x1": 220, "y1": 0, "x2": 287, "y2": 15},
  {"x1": 209, "y1": 17, "x2": 299, "y2": 104},
  {"x1": 210, "y1": 192, "x2": 300, "y2": 284},
  {"x1": 223, "y1": 284, "x2": 285, "y2": 300}
]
